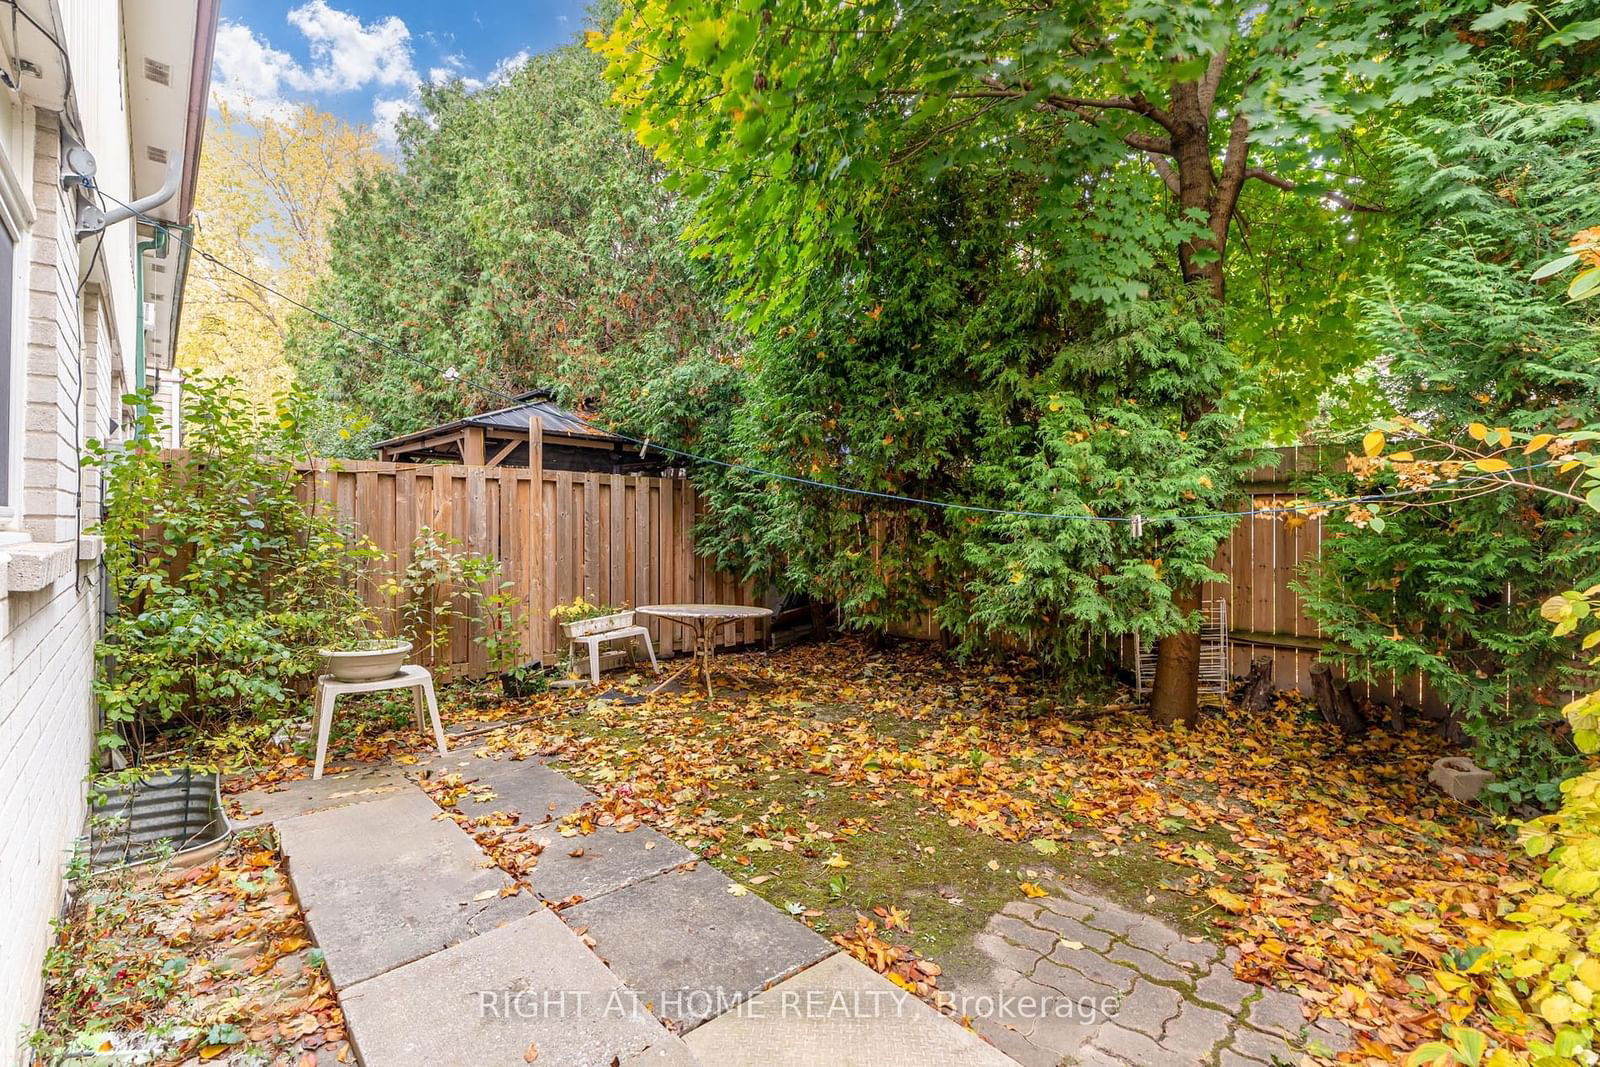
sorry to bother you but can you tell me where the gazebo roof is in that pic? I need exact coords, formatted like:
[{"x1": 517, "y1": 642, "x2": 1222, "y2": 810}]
[{"x1": 372, "y1": 391, "x2": 622, "y2": 454}]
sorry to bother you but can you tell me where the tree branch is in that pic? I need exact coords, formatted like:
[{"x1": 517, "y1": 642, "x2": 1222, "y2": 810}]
[
  {"x1": 1146, "y1": 152, "x2": 1181, "y2": 195},
  {"x1": 1198, "y1": 48, "x2": 1228, "y2": 114},
  {"x1": 1243, "y1": 168, "x2": 1384, "y2": 212}
]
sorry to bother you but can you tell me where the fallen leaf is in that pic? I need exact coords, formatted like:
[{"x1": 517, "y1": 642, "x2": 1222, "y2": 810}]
[{"x1": 1206, "y1": 886, "x2": 1250, "y2": 915}]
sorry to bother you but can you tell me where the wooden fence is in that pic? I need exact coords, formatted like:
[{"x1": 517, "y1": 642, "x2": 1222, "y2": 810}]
[
  {"x1": 296, "y1": 459, "x2": 761, "y2": 677},
  {"x1": 886, "y1": 445, "x2": 1445, "y2": 712},
  {"x1": 1199, "y1": 447, "x2": 1445, "y2": 712},
  {"x1": 292, "y1": 444, "x2": 1438, "y2": 709}
]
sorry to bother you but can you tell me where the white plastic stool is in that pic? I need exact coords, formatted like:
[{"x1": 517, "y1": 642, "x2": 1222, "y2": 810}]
[
  {"x1": 570, "y1": 625, "x2": 661, "y2": 685},
  {"x1": 312, "y1": 664, "x2": 447, "y2": 779}
]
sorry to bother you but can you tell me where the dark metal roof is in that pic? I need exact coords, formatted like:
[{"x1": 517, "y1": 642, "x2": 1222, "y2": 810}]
[{"x1": 373, "y1": 394, "x2": 621, "y2": 452}]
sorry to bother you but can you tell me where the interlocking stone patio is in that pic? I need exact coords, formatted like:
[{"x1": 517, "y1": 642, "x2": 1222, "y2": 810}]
[{"x1": 946, "y1": 887, "x2": 1353, "y2": 1066}]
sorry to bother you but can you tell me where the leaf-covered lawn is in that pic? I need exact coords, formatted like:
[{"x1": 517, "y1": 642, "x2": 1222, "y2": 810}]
[
  {"x1": 464, "y1": 637, "x2": 1526, "y2": 1059},
  {"x1": 208, "y1": 635, "x2": 1526, "y2": 1060}
]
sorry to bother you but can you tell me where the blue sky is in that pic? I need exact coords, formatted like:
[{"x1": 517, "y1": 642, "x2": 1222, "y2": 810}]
[{"x1": 212, "y1": 1, "x2": 593, "y2": 141}]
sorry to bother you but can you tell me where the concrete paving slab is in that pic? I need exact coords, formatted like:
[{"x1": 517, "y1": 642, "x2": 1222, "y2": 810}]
[
  {"x1": 526, "y1": 819, "x2": 697, "y2": 905},
  {"x1": 278, "y1": 789, "x2": 535, "y2": 988},
  {"x1": 421, "y1": 749, "x2": 595, "y2": 818},
  {"x1": 228, "y1": 763, "x2": 414, "y2": 828},
  {"x1": 566, "y1": 862, "x2": 836, "y2": 1030},
  {"x1": 422, "y1": 750, "x2": 699, "y2": 902},
  {"x1": 340, "y1": 910, "x2": 696, "y2": 1067},
  {"x1": 684, "y1": 953, "x2": 1016, "y2": 1066}
]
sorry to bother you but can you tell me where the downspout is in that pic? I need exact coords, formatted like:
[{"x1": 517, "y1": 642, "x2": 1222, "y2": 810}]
[{"x1": 133, "y1": 227, "x2": 167, "y2": 430}]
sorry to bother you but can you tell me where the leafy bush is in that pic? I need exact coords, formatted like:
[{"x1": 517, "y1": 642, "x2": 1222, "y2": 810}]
[
  {"x1": 1297, "y1": 72, "x2": 1600, "y2": 809},
  {"x1": 1415, "y1": 581, "x2": 1600, "y2": 1067},
  {"x1": 90, "y1": 379, "x2": 376, "y2": 757},
  {"x1": 379, "y1": 526, "x2": 501, "y2": 676}
]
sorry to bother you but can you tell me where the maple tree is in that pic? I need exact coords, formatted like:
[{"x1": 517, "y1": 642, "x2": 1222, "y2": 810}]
[
  {"x1": 180, "y1": 102, "x2": 387, "y2": 400},
  {"x1": 590, "y1": 0, "x2": 1496, "y2": 725}
]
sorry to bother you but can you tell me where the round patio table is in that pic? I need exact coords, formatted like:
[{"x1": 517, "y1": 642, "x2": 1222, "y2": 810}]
[{"x1": 636, "y1": 603, "x2": 773, "y2": 700}]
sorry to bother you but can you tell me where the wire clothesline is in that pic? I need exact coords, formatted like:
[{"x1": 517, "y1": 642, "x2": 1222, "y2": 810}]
[{"x1": 95, "y1": 187, "x2": 1561, "y2": 527}]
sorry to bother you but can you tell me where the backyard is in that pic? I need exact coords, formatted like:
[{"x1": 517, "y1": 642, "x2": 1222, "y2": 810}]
[
  {"x1": 20, "y1": 1, "x2": 1600, "y2": 1065},
  {"x1": 37, "y1": 634, "x2": 1540, "y2": 1065}
]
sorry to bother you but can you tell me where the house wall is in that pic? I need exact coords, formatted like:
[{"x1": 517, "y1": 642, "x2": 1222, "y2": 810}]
[
  {"x1": 0, "y1": 555, "x2": 98, "y2": 1061},
  {"x1": 0, "y1": 105, "x2": 113, "y2": 1062}
]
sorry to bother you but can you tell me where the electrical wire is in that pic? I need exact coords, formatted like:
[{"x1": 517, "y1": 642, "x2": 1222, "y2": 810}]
[
  {"x1": 2, "y1": 0, "x2": 84, "y2": 141},
  {"x1": 92, "y1": 187, "x2": 1574, "y2": 528}
]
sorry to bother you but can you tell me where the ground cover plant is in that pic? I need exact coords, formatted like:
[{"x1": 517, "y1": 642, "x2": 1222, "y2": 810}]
[{"x1": 31, "y1": 829, "x2": 349, "y2": 1066}]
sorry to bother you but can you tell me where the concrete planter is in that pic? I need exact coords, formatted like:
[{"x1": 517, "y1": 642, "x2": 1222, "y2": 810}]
[
  {"x1": 1428, "y1": 756, "x2": 1495, "y2": 802},
  {"x1": 320, "y1": 639, "x2": 412, "y2": 682},
  {"x1": 560, "y1": 610, "x2": 634, "y2": 639}
]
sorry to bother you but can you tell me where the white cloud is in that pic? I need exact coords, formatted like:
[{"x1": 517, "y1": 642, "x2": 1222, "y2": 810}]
[
  {"x1": 428, "y1": 52, "x2": 483, "y2": 90},
  {"x1": 371, "y1": 96, "x2": 419, "y2": 145},
  {"x1": 285, "y1": 1, "x2": 417, "y2": 92},
  {"x1": 487, "y1": 50, "x2": 531, "y2": 86},
  {"x1": 212, "y1": 6, "x2": 539, "y2": 148},
  {"x1": 211, "y1": 22, "x2": 300, "y2": 119},
  {"x1": 213, "y1": 1, "x2": 419, "y2": 121}
]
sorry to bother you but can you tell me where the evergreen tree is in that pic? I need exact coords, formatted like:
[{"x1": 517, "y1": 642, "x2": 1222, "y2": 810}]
[
  {"x1": 1299, "y1": 57, "x2": 1600, "y2": 807},
  {"x1": 287, "y1": 42, "x2": 732, "y2": 452}
]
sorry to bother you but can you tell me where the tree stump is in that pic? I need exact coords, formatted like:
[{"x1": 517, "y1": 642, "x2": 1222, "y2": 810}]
[
  {"x1": 1240, "y1": 655, "x2": 1276, "y2": 714},
  {"x1": 1309, "y1": 663, "x2": 1365, "y2": 737}
]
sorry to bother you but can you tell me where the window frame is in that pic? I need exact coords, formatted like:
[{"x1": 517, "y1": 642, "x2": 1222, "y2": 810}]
[{"x1": 0, "y1": 105, "x2": 34, "y2": 533}]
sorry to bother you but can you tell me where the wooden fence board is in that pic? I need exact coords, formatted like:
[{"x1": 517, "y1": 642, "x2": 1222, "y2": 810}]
[
  {"x1": 268, "y1": 444, "x2": 1444, "y2": 707},
  {"x1": 283, "y1": 459, "x2": 763, "y2": 679}
]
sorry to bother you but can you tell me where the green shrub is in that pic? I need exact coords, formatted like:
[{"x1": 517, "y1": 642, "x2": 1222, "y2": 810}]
[{"x1": 90, "y1": 379, "x2": 376, "y2": 758}]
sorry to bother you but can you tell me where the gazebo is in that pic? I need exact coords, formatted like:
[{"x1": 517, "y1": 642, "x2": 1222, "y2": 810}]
[{"x1": 372, "y1": 391, "x2": 675, "y2": 475}]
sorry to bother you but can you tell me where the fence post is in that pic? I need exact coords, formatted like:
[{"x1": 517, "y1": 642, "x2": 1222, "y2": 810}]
[{"x1": 529, "y1": 414, "x2": 545, "y2": 664}]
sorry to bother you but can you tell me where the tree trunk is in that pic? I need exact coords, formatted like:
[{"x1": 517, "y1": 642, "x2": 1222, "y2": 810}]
[
  {"x1": 1150, "y1": 583, "x2": 1202, "y2": 726},
  {"x1": 1308, "y1": 663, "x2": 1365, "y2": 737},
  {"x1": 1240, "y1": 655, "x2": 1275, "y2": 714},
  {"x1": 1147, "y1": 94, "x2": 1233, "y2": 727}
]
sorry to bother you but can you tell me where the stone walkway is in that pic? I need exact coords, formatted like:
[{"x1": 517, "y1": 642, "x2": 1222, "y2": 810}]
[
  {"x1": 237, "y1": 749, "x2": 1010, "y2": 1066},
  {"x1": 949, "y1": 890, "x2": 1353, "y2": 1066}
]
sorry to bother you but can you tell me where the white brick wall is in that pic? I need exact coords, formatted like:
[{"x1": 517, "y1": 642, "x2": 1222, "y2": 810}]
[
  {"x1": 0, "y1": 570, "x2": 97, "y2": 1061},
  {"x1": 23, "y1": 112, "x2": 84, "y2": 545},
  {"x1": 0, "y1": 109, "x2": 110, "y2": 1062}
]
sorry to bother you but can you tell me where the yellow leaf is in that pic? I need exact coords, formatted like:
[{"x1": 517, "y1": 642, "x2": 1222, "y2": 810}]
[
  {"x1": 1524, "y1": 433, "x2": 1554, "y2": 454},
  {"x1": 1577, "y1": 958, "x2": 1600, "y2": 989},
  {"x1": 726, "y1": 883, "x2": 749, "y2": 896},
  {"x1": 1475, "y1": 458, "x2": 1513, "y2": 473},
  {"x1": 1539, "y1": 993, "x2": 1576, "y2": 1025},
  {"x1": 1018, "y1": 882, "x2": 1049, "y2": 898},
  {"x1": 1362, "y1": 431, "x2": 1386, "y2": 457},
  {"x1": 1206, "y1": 886, "x2": 1250, "y2": 914},
  {"x1": 825, "y1": 854, "x2": 850, "y2": 869},
  {"x1": 1469, "y1": 422, "x2": 1489, "y2": 441}
]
